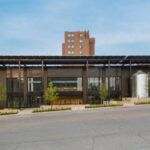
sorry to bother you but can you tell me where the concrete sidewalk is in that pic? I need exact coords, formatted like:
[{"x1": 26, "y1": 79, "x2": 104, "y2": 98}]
[
  {"x1": 18, "y1": 108, "x2": 35, "y2": 115},
  {"x1": 17, "y1": 103, "x2": 147, "y2": 115}
]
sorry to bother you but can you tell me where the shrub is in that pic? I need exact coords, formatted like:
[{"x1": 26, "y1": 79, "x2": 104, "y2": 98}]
[
  {"x1": 134, "y1": 101, "x2": 150, "y2": 105},
  {"x1": 32, "y1": 107, "x2": 71, "y2": 113},
  {"x1": 85, "y1": 104, "x2": 123, "y2": 108},
  {"x1": 0, "y1": 111, "x2": 18, "y2": 115}
]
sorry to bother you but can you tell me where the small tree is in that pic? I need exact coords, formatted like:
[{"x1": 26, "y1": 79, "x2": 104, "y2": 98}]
[
  {"x1": 99, "y1": 83, "x2": 108, "y2": 104},
  {"x1": 0, "y1": 82, "x2": 6, "y2": 101},
  {"x1": 146, "y1": 79, "x2": 150, "y2": 97},
  {"x1": 44, "y1": 81, "x2": 59, "y2": 110}
]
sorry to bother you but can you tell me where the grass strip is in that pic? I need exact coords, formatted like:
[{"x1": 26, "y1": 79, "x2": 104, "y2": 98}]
[
  {"x1": 32, "y1": 107, "x2": 71, "y2": 113},
  {"x1": 0, "y1": 111, "x2": 18, "y2": 115},
  {"x1": 134, "y1": 101, "x2": 150, "y2": 105},
  {"x1": 85, "y1": 104, "x2": 123, "y2": 109}
]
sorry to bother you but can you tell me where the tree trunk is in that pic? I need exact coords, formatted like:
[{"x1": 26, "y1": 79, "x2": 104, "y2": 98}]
[{"x1": 51, "y1": 103, "x2": 53, "y2": 110}]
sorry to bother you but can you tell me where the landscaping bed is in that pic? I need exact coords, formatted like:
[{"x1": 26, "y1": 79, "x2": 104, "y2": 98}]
[
  {"x1": 32, "y1": 107, "x2": 71, "y2": 113},
  {"x1": 134, "y1": 101, "x2": 150, "y2": 105},
  {"x1": 0, "y1": 111, "x2": 18, "y2": 115},
  {"x1": 85, "y1": 104, "x2": 123, "y2": 109},
  {"x1": 0, "y1": 109, "x2": 19, "y2": 116}
]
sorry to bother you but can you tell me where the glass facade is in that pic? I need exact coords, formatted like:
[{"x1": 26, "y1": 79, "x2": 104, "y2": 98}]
[
  {"x1": 148, "y1": 75, "x2": 150, "y2": 96},
  {"x1": 47, "y1": 77, "x2": 82, "y2": 91},
  {"x1": 7, "y1": 96, "x2": 24, "y2": 108},
  {"x1": 87, "y1": 77, "x2": 102, "y2": 104},
  {"x1": 27, "y1": 96, "x2": 42, "y2": 108},
  {"x1": 7, "y1": 78, "x2": 24, "y2": 92},
  {"x1": 28, "y1": 78, "x2": 42, "y2": 92},
  {"x1": 106, "y1": 77, "x2": 121, "y2": 98},
  {"x1": 88, "y1": 77, "x2": 102, "y2": 91},
  {"x1": 106, "y1": 77, "x2": 121, "y2": 90}
]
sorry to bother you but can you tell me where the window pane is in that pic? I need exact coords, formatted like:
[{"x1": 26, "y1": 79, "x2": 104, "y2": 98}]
[
  {"x1": 88, "y1": 77, "x2": 101, "y2": 91},
  {"x1": 48, "y1": 77, "x2": 82, "y2": 91},
  {"x1": 105, "y1": 76, "x2": 121, "y2": 98},
  {"x1": 7, "y1": 96, "x2": 24, "y2": 108},
  {"x1": 28, "y1": 78, "x2": 42, "y2": 92},
  {"x1": 7, "y1": 78, "x2": 24, "y2": 92}
]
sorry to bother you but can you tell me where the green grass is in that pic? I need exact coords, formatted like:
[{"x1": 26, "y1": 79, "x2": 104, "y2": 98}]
[
  {"x1": 0, "y1": 111, "x2": 18, "y2": 116},
  {"x1": 134, "y1": 101, "x2": 150, "y2": 105},
  {"x1": 85, "y1": 104, "x2": 123, "y2": 109},
  {"x1": 32, "y1": 107, "x2": 71, "y2": 113},
  {"x1": 11, "y1": 108, "x2": 24, "y2": 110}
]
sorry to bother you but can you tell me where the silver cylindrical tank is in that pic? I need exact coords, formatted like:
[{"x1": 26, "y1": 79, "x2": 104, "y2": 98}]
[{"x1": 131, "y1": 70, "x2": 148, "y2": 98}]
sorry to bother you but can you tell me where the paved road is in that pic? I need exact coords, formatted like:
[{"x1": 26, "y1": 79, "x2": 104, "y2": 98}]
[{"x1": 1, "y1": 106, "x2": 150, "y2": 150}]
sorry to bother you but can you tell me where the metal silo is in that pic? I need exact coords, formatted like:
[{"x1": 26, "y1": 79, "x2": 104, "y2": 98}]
[{"x1": 131, "y1": 70, "x2": 148, "y2": 98}]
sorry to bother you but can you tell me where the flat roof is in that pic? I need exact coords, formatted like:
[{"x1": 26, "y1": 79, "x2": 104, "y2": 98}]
[{"x1": 0, "y1": 55, "x2": 150, "y2": 65}]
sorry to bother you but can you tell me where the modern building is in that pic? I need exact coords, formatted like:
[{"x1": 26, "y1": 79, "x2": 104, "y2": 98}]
[
  {"x1": 62, "y1": 31, "x2": 95, "y2": 56},
  {"x1": 0, "y1": 55, "x2": 150, "y2": 108}
]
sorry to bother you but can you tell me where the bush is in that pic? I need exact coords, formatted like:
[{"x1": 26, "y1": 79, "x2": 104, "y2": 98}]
[
  {"x1": 32, "y1": 107, "x2": 71, "y2": 113},
  {"x1": 85, "y1": 104, "x2": 123, "y2": 109},
  {"x1": 134, "y1": 101, "x2": 150, "y2": 105}
]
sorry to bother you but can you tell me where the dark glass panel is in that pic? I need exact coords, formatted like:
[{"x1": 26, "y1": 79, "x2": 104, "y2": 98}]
[
  {"x1": 106, "y1": 76, "x2": 121, "y2": 98},
  {"x1": 7, "y1": 78, "x2": 24, "y2": 92},
  {"x1": 88, "y1": 77, "x2": 102, "y2": 91},
  {"x1": 7, "y1": 96, "x2": 24, "y2": 108},
  {"x1": 47, "y1": 77, "x2": 82, "y2": 91},
  {"x1": 28, "y1": 78, "x2": 42, "y2": 92}
]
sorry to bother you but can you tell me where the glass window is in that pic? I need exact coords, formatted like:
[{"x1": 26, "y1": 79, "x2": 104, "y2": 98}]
[
  {"x1": 68, "y1": 45, "x2": 71, "y2": 48},
  {"x1": 115, "y1": 77, "x2": 121, "y2": 90},
  {"x1": 106, "y1": 77, "x2": 121, "y2": 98},
  {"x1": 48, "y1": 77, "x2": 82, "y2": 91},
  {"x1": 28, "y1": 78, "x2": 42, "y2": 92},
  {"x1": 68, "y1": 50, "x2": 71, "y2": 54},
  {"x1": 80, "y1": 45, "x2": 83, "y2": 48},
  {"x1": 68, "y1": 33, "x2": 74, "y2": 37},
  {"x1": 148, "y1": 75, "x2": 150, "y2": 96},
  {"x1": 7, "y1": 78, "x2": 24, "y2": 92},
  {"x1": 80, "y1": 33, "x2": 83, "y2": 37},
  {"x1": 7, "y1": 96, "x2": 24, "y2": 108},
  {"x1": 68, "y1": 33, "x2": 71, "y2": 37},
  {"x1": 88, "y1": 77, "x2": 102, "y2": 91},
  {"x1": 106, "y1": 77, "x2": 121, "y2": 91},
  {"x1": 110, "y1": 77, "x2": 116, "y2": 91},
  {"x1": 80, "y1": 39, "x2": 83, "y2": 43}
]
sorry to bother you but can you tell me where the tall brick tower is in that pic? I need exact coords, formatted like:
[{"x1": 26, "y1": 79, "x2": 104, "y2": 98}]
[{"x1": 62, "y1": 31, "x2": 95, "y2": 56}]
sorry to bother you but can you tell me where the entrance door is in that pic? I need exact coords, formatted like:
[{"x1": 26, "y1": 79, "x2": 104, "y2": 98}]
[{"x1": 27, "y1": 96, "x2": 41, "y2": 108}]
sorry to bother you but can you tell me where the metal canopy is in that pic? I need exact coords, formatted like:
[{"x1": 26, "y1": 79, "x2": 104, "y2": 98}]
[{"x1": 0, "y1": 55, "x2": 150, "y2": 65}]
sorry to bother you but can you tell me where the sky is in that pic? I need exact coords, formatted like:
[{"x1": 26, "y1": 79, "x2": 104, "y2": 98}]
[{"x1": 0, "y1": 0, "x2": 150, "y2": 55}]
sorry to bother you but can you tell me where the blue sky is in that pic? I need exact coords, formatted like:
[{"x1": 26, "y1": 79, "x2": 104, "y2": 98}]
[{"x1": 0, "y1": 0, "x2": 150, "y2": 55}]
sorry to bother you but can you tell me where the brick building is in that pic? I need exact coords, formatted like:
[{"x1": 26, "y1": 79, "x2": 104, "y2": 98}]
[
  {"x1": 0, "y1": 56, "x2": 150, "y2": 108},
  {"x1": 62, "y1": 31, "x2": 95, "y2": 56}
]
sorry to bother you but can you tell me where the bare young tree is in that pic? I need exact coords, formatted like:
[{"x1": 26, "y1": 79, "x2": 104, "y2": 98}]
[{"x1": 99, "y1": 83, "x2": 108, "y2": 104}]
